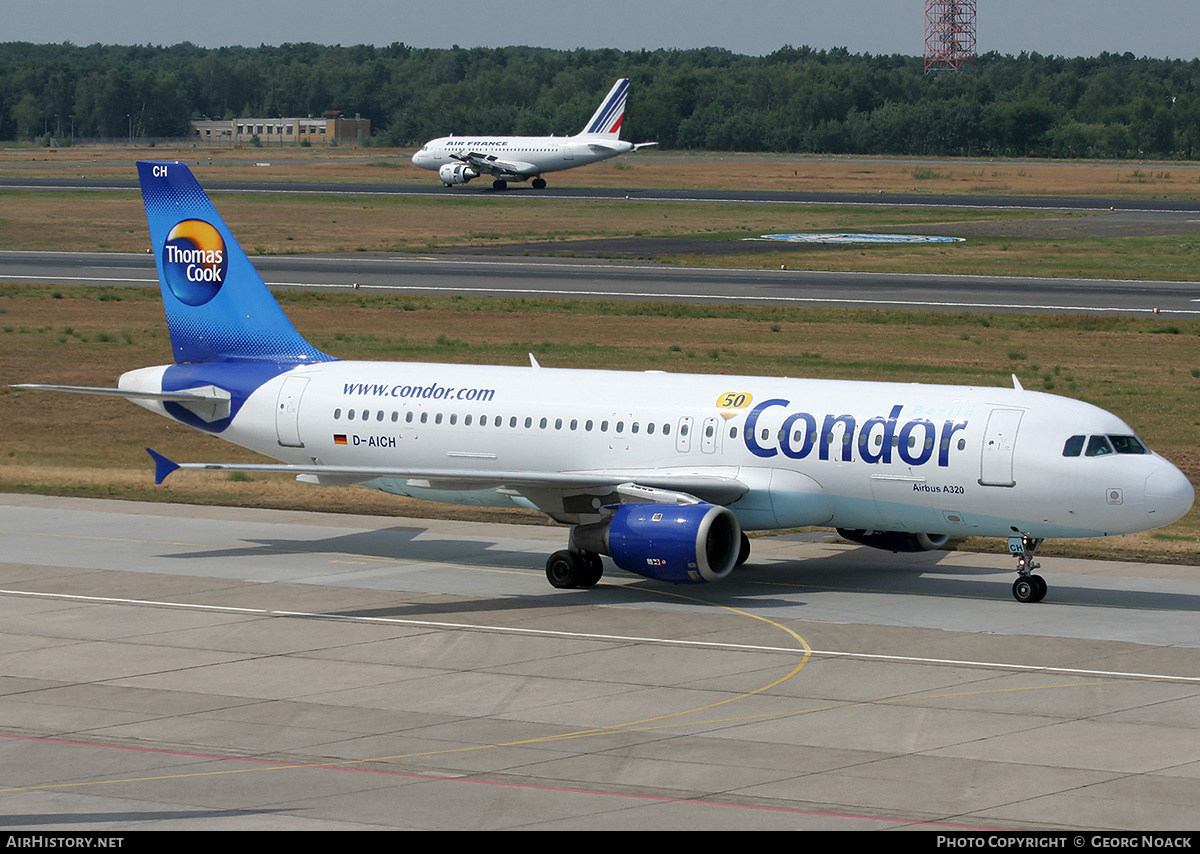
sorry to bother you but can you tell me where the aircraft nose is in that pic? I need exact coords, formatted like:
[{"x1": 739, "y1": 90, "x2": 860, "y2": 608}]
[{"x1": 1145, "y1": 462, "x2": 1194, "y2": 527}]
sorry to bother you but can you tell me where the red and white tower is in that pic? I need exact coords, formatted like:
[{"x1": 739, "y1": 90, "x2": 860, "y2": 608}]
[{"x1": 924, "y1": 1, "x2": 977, "y2": 73}]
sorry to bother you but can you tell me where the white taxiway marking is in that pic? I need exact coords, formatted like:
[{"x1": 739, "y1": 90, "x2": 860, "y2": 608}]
[{"x1": 3, "y1": 587, "x2": 1198, "y2": 685}]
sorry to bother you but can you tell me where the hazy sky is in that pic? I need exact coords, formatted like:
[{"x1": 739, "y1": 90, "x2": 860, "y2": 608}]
[{"x1": 6, "y1": 1, "x2": 1199, "y2": 60}]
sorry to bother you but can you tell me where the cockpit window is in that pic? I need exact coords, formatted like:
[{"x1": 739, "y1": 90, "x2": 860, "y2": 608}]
[
  {"x1": 1109, "y1": 435, "x2": 1148, "y2": 454},
  {"x1": 1063, "y1": 435, "x2": 1085, "y2": 457},
  {"x1": 1085, "y1": 435, "x2": 1114, "y2": 456}
]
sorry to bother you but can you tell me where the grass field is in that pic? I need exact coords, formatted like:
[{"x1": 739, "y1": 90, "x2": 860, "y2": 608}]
[
  {"x1": 5, "y1": 147, "x2": 1200, "y2": 282},
  {"x1": 5, "y1": 144, "x2": 1200, "y2": 199},
  {"x1": 2, "y1": 285, "x2": 1198, "y2": 563}
]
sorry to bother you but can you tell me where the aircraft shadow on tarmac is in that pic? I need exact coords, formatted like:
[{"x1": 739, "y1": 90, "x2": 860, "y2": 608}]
[{"x1": 153, "y1": 526, "x2": 1200, "y2": 614}]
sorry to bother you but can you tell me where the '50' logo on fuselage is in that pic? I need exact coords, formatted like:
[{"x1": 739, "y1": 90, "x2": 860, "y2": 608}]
[{"x1": 162, "y1": 219, "x2": 228, "y2": 306}]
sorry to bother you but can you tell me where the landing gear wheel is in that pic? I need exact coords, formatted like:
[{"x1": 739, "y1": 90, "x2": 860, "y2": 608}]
[
  {"x1": 1013, "y1": 575, "x2": 1048, "y2": 603},
  {"x1": 546, "y1": 550, "x2": 602, "y2": 589},
  {"x1": 492, "y1": 179, "x2": 508, "y2": 190},
  {"x1": 736, "y1": 532, "x2": 751, "y2": 567},
  {"x1": 532, "y1": 177, "x2": 546, "y2": 189},
  {"x1": 1008, "y1": 534, "x2": 1047, "y2": 603},
  {"x1": 580, "y1": 554, "x2": 604, "y2": 588}
]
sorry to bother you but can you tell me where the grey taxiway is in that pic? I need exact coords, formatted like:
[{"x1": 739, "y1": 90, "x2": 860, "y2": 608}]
[{"x1": 2, "y1": 494, "x2": 1198, "y2": 831}]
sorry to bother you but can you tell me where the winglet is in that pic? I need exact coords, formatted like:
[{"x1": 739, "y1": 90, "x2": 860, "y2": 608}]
[{"x1": 146, "y1": 447, "x2": 180, "y2": 484}]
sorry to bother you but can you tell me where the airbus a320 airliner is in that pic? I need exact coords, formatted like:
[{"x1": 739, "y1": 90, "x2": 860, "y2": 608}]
[
  {"x1": 16, "y1": 163, "x2": 1194, "y2": 602},
  {"x1": 411, "y1": 78, "x2": 656, "y2": 190}
]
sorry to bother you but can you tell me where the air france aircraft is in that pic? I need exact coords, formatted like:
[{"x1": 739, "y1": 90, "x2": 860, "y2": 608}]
[
  {"x1": 411, "y1": 78, "x2": 656, "y2": 190},
  {"x1": 16, "y1": 163, "x2": 1194, "y2": 603}
]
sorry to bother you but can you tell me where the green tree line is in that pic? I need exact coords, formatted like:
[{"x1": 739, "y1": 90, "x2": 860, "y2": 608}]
[{"x1": 3, "y1": 41, "x2": 1199, "y2": 158}]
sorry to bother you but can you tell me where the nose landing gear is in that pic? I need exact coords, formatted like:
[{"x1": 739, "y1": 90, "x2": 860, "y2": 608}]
[{"x1": 1008, "y1": 535, "x2": 1047, "y2": 603}]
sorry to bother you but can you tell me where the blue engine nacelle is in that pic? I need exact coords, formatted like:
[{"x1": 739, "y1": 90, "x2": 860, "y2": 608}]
[
  {"x1": 574, "y1": 503, "x2": 741, "y2": 584},
  {"x1": 439, "y1": 163, "x2": 479, "y2": 185},
  {"x1": 836, "y1": 529, "x2": 949, "y2": 552}
]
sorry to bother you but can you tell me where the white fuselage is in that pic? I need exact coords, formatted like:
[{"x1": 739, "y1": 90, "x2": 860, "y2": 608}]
[
  {"x1": 412, "y1": 135, "x2": 635, "y2": 179},
  {"x1": 120, "y1": 360, "x2": 1195, "y2": 541}
]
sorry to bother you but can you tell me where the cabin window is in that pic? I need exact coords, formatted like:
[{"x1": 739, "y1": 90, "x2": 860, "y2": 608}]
[
  {"x1": 376, "y1": 410, "x2": 384, "y2": 422},
  {"x1": 1063, "y1": 435, "x2": 1085, "y2": 457},
  {"x1": 347, "y1": 409, "x2": 356, "y2": 420},
  {"x1": 450, "y1": 414, "x2": 457, "y2": 425},
  {"x1": 632, "y1": 422, "x2": 639, "y2": 434},
  {"x1": 647, "y1": 422, "x2": 655, "y2": 435},
  {"x1": 540, "y1": 417, "x2": 548, "y2": 429},
  {"x1": 663, "y1": 424, "x2": 671, "y2": 436},
  {"x1": 706, "y1": 424, "x2": 714, "y2": 438},
  {"x1": 494, "y1": 415, "x2": 502, "y2": 427},
  {"x1": 570, "y1": 419, "x2": 578, "y2": 431},
  {"x1": 405, "y1": 411, "x2": 414, "y2": 424},
  {"x1": 333, "y1": 408, "x2": 341, "y2": 419},
  {"x1": 420, "y1": 412, "x2": 428, "y2": 424},
  {"x1": 510, "y1": 416, "x2": 517, "y2": 428},
  {"x1": 391, "y1": 411, "x2": 398, "y2": 422},
  {"x1": 616, "y1": 421, "x2": 624, "y2": 433},
  {"x1": 601, "y1": 420, "x2": 610, "y2": 432},
  {"x1": 957, "y1": 438, "x2": 966, "y2": 450},
  {"x1": 555, "y1": 418, "x2": 563, "y2": 430},
  {"x1": 465, "y1": 414, "x2": 473, "y2": 426},
  {"x1": 525, "y1": 416, "x2": 533, "y2": 428},
  {"x1": 585, "y1": 420, "x2": 593, "y2": 431},
  {"x1": 729, "y1": 427, "x2": 738, "y2": 438}
]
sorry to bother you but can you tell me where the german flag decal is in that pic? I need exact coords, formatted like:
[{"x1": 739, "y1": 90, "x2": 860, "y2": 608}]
[{"x1": 333, "y1": 434, "x2": 347, "y2": 445}]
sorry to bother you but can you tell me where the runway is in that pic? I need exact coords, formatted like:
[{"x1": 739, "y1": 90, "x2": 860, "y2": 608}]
[
  {"x1": 2, "y1": 494, "x2": 1198, "y2": 830},
  {"x1": 6, "y1": 174, "x2": 1200, "y2": 213},
  {"x1": 3, "y1": 249, "x2": 1199, "y2": 316}
]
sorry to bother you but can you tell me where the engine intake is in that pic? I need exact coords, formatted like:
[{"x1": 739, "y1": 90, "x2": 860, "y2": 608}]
[
  {"x1": 574, "y1": 503, "x2": 741, "y2": 584},
  {"x1": 836, "y1": 529, "x2": 950, "y2": 552},
  {"x1": 439, "y1": 163, "x2": 479, "y2": 185}
]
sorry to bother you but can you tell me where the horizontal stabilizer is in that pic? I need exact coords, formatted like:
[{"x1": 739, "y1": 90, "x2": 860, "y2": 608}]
[{"x1": 12, "y1": 383, "x2": 216, "y2": 402}]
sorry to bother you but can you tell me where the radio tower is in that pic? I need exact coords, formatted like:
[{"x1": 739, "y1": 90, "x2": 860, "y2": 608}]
[{"x1": 924, "y1": 1, "x2": 977, "y2": 74}]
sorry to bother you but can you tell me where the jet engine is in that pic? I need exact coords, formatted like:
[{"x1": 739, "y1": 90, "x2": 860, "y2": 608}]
[
  {"x1": 438, "y1": 163, "x2": 479, "y2": 185},
  {"x1": 573, "y1": 503, "x2": 741, "y2": 584},
  {"x1": 836, "y1": 529, "x2": 950, "y2": 553}
]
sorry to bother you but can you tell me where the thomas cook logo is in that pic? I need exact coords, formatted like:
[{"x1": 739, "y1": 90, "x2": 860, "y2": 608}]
[{"x1": 162, "y1": 219, "x2": 228, "y2": 306}]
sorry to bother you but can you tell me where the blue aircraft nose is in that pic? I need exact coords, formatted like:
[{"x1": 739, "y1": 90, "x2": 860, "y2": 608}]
[{"x1": 1145, "y1": 462, "x2": 1194, "y2": 527}]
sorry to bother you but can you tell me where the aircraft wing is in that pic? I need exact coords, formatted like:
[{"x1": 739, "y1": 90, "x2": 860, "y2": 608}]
[
  {"x1": 146, "y1": 449, "x2": 748, "y2": 507},
  {"x1": 452, "y1": 151, "x2": 539, "y2": 179}
]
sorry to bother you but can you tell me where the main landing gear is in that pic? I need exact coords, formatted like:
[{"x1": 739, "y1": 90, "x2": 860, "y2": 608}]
[
  {"x1": 531, "y1": 177, "x2": 547, "y2": 189},
  {"x1": 492, "y1": 179, "x2": 508, "y2": 190},
  {"x1": 545, "y1": 549, "x2": 604, "y2": 589},
  {"x1": 1008, "y1": 534, "x2": 1047, "y2": 603}
]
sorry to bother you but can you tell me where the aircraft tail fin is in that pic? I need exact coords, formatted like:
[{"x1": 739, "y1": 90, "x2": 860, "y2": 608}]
[
  {"x1": 579, "y1": 78, "x2": 629, "y2": 137},
  {"x1": 136, "y1": 161, "x2": 332, "y2": 365}
]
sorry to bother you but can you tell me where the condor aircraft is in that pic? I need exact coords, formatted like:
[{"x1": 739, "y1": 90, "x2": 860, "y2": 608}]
[
  {"x1": 15, "y1": 163, "x2": 1194, "y2": 602},
  {"x1": 411, "y1": 78, "x2": 656, "y2": 190}
]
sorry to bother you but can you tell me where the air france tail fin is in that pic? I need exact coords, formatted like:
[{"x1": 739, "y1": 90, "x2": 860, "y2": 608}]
[
  {"x1": 137, "y1": 161, "x2": 332, "y2": 365},
  {"x1": 579, "y1": 78, "x2": 629, "y2": 137}
]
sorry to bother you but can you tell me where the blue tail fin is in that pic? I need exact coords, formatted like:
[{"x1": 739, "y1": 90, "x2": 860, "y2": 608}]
[
  {"x1": 137, "y1": 161, "x2": 333, "y2": 365},
  {"x1": 580, "y1": 78, "x2": 629, "y2": 137}
]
